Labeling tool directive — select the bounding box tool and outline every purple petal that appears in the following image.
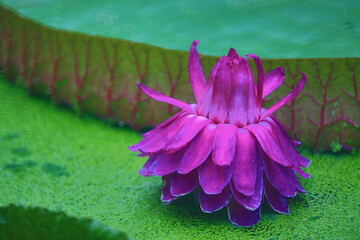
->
[245,121,292,167]
[208,57,232,123]
[262,152,296,197]
[261,117,310,180]
[269,116,301,147]
[199,156,231,194]
[138,154,157,176]
[231,155,264,210]
[262,67,285,99]
[230,181,263,211]
[149,148,187,176]
[178,124,216,174]
[199,185,232,213]
[260,73,306,121]
[264,175,290,214]
[129,113,189,153]
[256,120,310,182]
[212,124,238,166]
[227,200,261,227]
[188,40,207,103]
[228,57,259,126]
[227,48,239,58]
[263,117,310,180]
[196,59,222,117]
[246,54,264,107]
[170,170,198,196]
[161,175,178,204]
[289,171,307,194]
[164,115,209,152]
[294,166,311,179]
[266,117,311,169]
[232,129,258,195]
[137,82,194,113]
[137,152,150,157]
[142,111,185,138]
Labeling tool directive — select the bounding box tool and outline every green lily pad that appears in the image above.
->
[0,4,359,149]
[0,0,359,58]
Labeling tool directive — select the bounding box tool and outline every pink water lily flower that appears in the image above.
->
[129,40,310,227]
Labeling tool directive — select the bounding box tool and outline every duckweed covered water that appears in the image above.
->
[0,76,359,239]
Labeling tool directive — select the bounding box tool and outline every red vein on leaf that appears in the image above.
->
[160,52,184,114]
[99,41,121,118]
[306,61,348,149]
[20,27,28,90]
[282,61,301,140]
[342,60,360,106]
[129,45,150,126]
[47,32,62,101]
[70,37,93,113]
[28,34,39,95]
[308,61,332,148]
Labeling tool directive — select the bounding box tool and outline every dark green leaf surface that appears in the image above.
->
[0,75,360,240]
[0,205,129,240]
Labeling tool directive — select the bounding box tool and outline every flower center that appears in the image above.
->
[195,56,261,126]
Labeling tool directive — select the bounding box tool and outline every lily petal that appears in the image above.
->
[129,113,190,153]
[227,200,261,227]
[263,152,296,197]
[229,57,258,126]
[208,57,232,123]
[142,111,186,138]
[266,117,311,169]
[199,156,231,194]
[199,186,232,213]
[247,54,264,107]
[149,148,186,176]
[212,124,238,166]
[257,119,311,181]
[245,121,292,167]
[261,73,306,121]
[289,172,307,194]
[269,116,301,147]
[196,59,222,117]
[294,166,311,179]
[164,115,209,152]
[263,117,310,179]
[232,129,258,195]
[227,48,239,58]
[230,162,263,211]
[262,67,285,99]
[188,40,207,103]
[138,154,157,177]
[137,82,194,113]
[178,124,216,174]
[170,170,198,196]
[264,176,290,214]
[161,175,178,204]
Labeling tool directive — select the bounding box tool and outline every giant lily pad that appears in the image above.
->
[0,4,359,149]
